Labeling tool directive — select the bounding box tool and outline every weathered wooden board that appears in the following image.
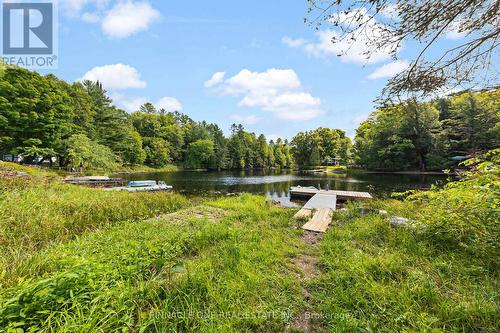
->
[303,193,337,210]
[290,187,372,200]
[302,208,334,233]
[294,208,313,219]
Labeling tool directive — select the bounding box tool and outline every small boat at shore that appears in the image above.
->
[107,180,173,192]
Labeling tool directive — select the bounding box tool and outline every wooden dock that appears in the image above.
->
[301,208,334,233]
[294,192,338,233]
[290,186,372,200]
[64,176,125,188]
[292,186,372,233]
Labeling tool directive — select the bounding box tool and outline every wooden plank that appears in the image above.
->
[294,208,312,219]
[290,187,372,199]
[302,208,334,233]
[303,193,337,210]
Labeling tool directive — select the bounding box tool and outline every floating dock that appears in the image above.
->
[290,186,372,200]
[292,186,372,233]
[64,176,125,187]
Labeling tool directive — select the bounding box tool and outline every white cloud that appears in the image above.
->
[111,94,183,113]
[219,68,301,95]
[62,1,160,38]
[302,29,393,64]
[81,64,147,90]
[368,60,409,80]
[282,36,307,48]
[229,114,259,125]
[204,72,226,88]
[111,93,148,112]
[444,21,469,40]
[207,68,324,121]
[157,97,183,112]
[286,8,399,64]
[101,1,160,38]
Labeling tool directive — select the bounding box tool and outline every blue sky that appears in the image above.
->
[40,0,466,139]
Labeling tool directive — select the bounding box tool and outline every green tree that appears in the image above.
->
[119,130,146,165]
[443,91,500,154]
[143,137,171,168]
[84,81,138,164]
[186,139,214,169]
[64,134,118,171]
[291,128,351,168]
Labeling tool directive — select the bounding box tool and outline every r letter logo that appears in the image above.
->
[1,1,58,68]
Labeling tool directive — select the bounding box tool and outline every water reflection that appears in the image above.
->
[117,169,450,207]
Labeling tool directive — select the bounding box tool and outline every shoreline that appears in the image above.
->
[354,170,451,176]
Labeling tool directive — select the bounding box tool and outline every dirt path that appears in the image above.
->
[286,230,327,333]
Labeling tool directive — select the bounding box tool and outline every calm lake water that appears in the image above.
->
[118,170,450,207]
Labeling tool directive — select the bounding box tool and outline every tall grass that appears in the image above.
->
[0,175,188,287]
[308,154,499,332]
[0,195,304,332]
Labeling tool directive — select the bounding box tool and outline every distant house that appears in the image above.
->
[2,154,23,163]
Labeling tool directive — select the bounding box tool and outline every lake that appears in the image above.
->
[118,170,450,207]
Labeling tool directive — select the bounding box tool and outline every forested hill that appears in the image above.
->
[0,65,299,170]
[355,90,499,171]
[0,64,498,171]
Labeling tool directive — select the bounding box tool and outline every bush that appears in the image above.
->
[406,149,499,264]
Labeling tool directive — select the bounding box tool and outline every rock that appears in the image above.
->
[358,207,377,215]
[379,210,388,215]
[388,217,410,228]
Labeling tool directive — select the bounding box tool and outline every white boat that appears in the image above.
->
[107,180,173,192]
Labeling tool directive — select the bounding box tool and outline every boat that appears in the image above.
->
[107,180,173,192]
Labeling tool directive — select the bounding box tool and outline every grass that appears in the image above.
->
[0,169,188,288]
[0,195,305,332]
[0,161,57,177]
[307,163,499,332]
[0,156,498,332]
[325,165,347,173]
[309,209,498,332]
[112,164,179,174]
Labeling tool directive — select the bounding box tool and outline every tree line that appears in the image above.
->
[0,64,497,172]
[0,65,321,171]
[354,90,499,171]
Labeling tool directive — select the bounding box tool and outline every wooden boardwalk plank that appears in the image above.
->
[302,208,334,233]
[294,208,312,219]
[303,193,337,210]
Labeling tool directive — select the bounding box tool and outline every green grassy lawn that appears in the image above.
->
[0,195,306,332]
[0,158,498,332]
[310,206,498,332]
